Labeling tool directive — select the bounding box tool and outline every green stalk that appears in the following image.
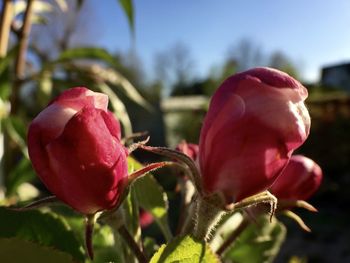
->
[193,198,225,241]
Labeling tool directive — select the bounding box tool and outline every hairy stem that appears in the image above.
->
[193,198,225,241]
[180,200,196,235]
[139,145,203,194]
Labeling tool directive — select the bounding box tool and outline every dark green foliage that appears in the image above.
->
[0,207,85,262]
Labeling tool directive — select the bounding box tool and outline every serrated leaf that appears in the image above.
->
[150,235,219,263]
[0,207,85,262]
[0,238,75,263]
[223,216,286,263]
[118,0,134,34]
[56,47,120,68]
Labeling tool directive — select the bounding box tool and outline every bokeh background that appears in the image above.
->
[1,0,349,262]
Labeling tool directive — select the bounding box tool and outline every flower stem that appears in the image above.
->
[176,179,196,234]
[118,225,147,263]
[216,217,249,256]
[139,145,203,194]
[101,208,147,263]
[180,200,196,235]
[85,214,95,260]
[193,198,225,241]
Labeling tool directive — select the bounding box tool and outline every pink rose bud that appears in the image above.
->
[139,209,154,228]
[176,141,199,161]
[28,87,128,215]
[270,155,322,201]
[199,67,310,204]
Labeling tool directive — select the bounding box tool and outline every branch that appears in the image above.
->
[11,0,35,114]
[0,0,13,57]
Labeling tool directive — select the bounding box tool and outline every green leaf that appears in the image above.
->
[0,207,85,262]
[121,187,141,262]
[92,67,152,111]
[31,14,48,25]
[107,69,152,111]
[0,97,10,121]
[143,236,159,258]
[150,235,219,263]
[56,47,120,68]
[53,48,151,111]
[118,0,134,34]
[128,157,172,241]
[223,216,286,263]
[97,82,133,136]
[0,238,75,263]
[52,209,123,263]
[0,46,18,76]
[6,157,36,196]
[87,224,123,263]
[3,116,28,158]
[0,47,17,100]
[37,70,53,107]
[123,186,140,238]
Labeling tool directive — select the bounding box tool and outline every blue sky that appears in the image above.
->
[91,0,350,82]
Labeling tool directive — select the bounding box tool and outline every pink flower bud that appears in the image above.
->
[139,209,154,228]
[175,141,199,161]
[199,67,310,203]
[270,155,322,201]
[28,87,128,215]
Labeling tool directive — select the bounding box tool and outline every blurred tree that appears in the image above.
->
[269,51,299,78]
[226,38,300,79]
[114,49,145,88]
[226,38,264,71]
[154,42,195,96]
[29,0,99,61]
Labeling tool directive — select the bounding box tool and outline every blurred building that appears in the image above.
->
[321,62,350,91]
